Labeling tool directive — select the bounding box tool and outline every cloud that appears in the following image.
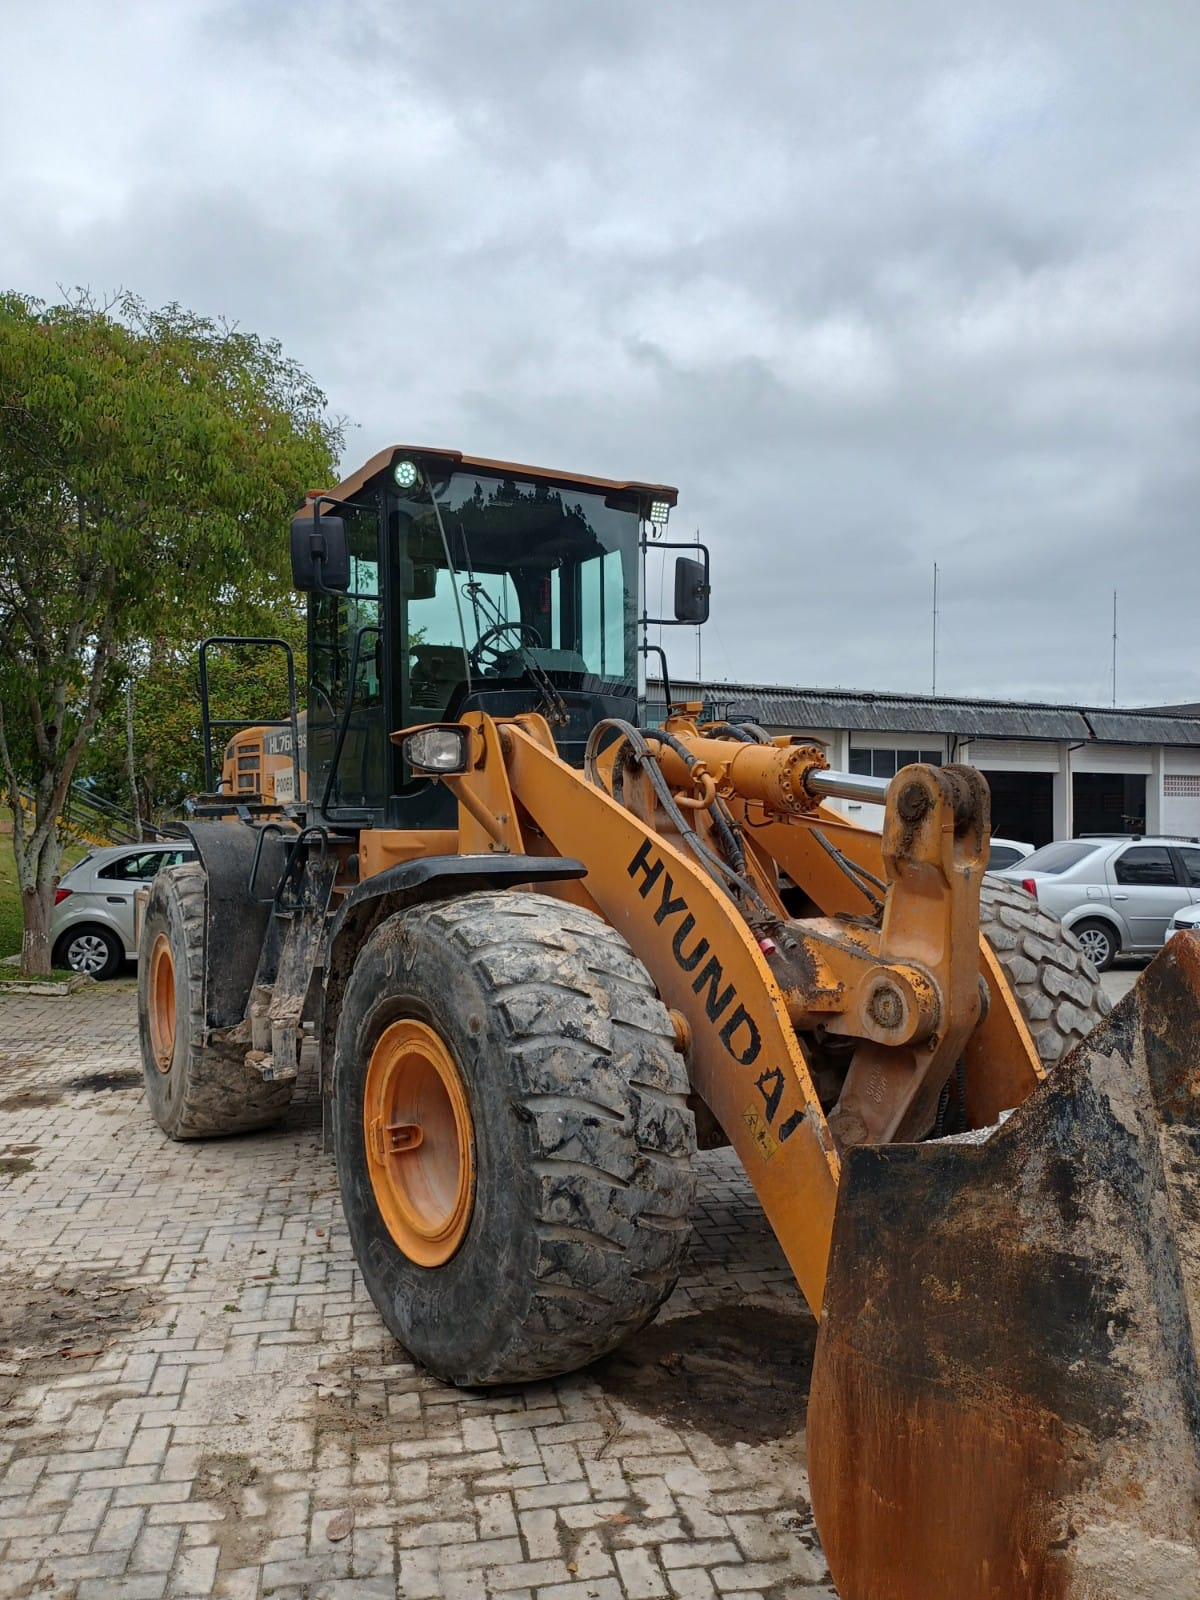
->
[4,0,1199,705]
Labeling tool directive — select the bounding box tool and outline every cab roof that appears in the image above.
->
[320,445,679,511]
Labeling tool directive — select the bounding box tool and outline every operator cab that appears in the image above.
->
[289,446,696,833]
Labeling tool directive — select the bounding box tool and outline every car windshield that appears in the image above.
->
[1018,840,1101,874]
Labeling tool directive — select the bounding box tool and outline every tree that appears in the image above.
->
[0,291,341,974]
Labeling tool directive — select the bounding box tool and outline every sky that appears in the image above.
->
[2,0,1198,707]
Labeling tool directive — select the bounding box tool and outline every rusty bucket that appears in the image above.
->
[808,934,1200,1600]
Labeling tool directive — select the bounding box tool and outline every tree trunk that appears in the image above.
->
[125,680,143,841]
[20,882,53,977]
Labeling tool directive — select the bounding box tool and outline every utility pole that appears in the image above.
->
[931,562,939,696]
[1112,590,1118,707]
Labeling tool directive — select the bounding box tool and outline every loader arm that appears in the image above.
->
[402,708,1013,1312]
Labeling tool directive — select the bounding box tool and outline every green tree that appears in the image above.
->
[0,291,340,974]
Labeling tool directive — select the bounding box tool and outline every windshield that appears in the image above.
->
[1017,840,1101,874]
[399,472,639,719]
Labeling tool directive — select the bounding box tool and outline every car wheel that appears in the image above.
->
[1071,918,1118,972]
[54,924,123,980]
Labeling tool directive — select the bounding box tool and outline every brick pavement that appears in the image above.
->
[0,983,835,1600]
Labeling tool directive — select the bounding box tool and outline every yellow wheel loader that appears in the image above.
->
[138,446,1200,1598]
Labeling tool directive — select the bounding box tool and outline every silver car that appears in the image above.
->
[51,842,195,978]
[995,835,1200,970]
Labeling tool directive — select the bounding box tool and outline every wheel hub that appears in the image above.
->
[147,933,176,1072]
[69,934,110,974]
[363,1019,475,1267]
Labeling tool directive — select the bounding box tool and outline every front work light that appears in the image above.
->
[649,499,671,527]
[402,726,471,774]
[393,458,420,491]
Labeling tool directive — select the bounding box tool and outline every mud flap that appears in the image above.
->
[808,934,1200,1600]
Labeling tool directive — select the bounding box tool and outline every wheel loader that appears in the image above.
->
[138,445,1200,1599]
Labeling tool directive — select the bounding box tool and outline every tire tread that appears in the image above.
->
[981,876,1111,1064]
[139,862,293,1139]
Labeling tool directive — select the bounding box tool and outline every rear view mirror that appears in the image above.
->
[290,507,350,593]
[674,554,710,624]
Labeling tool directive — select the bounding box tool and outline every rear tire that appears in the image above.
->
[54,923,123,980]
[138,862,295,1138]
[334,890,696,1385]
[1069,917,1119,974]
[981,878,1112,1062]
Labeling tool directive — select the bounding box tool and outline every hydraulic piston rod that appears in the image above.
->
[804,769,891,805]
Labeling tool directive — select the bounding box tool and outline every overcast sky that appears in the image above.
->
[3,0,1198,706]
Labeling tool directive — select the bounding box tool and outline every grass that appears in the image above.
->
[0,810,90,962]
[0,969,76,987]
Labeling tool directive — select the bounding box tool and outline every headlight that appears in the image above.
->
[402,727,470,774]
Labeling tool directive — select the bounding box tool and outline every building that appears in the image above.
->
[647,679,1200,844]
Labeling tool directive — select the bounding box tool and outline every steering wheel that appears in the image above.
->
[469,621,542,672]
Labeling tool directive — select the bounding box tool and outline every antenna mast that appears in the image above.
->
[1111,590,1118,707]
[931,562,939,695]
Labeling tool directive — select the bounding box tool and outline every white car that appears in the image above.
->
[1167,903,1200,940]
[51,841,195,978]
[987,837,1035,872]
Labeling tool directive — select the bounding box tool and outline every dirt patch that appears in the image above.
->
[0,1053,52,1090]
[591,1304,817,1446]
[0,1088,61,1112]
[63,1068,141,1093]
[0,1269,158,1422]
[0,1155,36,1179]
[194,1453,265,1572]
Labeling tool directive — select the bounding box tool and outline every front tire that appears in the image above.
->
[138,862,295,1138]
[334,890,696,1385]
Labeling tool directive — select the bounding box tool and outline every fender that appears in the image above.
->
[319,853,587,1090]
[181,819,293,1033]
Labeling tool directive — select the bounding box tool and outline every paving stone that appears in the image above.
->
[0,985,830,1599]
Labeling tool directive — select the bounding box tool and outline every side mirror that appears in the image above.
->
[290,507,350,593]
[673,554,710,625]
[411,562,438,601]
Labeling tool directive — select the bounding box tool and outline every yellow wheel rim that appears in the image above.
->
[363,1019,475,1267]
[148,933,176,1074]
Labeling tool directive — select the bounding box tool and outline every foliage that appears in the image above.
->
[0,811,87,961]
[0,289,341,971]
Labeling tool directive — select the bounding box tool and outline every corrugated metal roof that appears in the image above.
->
[1085,711,1200,745]
[646,679,1200,748]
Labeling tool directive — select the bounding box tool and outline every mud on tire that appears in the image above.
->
[138,862,295,1138]
[980,876,1111,1066]
[334,890,697,1386]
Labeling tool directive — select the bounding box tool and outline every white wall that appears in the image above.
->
[744,719,1200,842]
